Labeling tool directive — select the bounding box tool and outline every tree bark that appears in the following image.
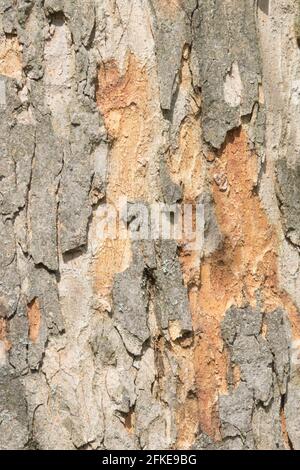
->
[1,0,300,450]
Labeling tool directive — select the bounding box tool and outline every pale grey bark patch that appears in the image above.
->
[276,160,300,247]
[29,117,62,271]
[113,254,150,356]
[148,0,194,111]
[285,368,300,449]
[159,156,183,204]
[191,0,261,148]
[217,306,291,450]
[219,383,254,449]
[0,1,101,449]
[265,309,290,395]
[0,368,29,450]
[200,192,223,257]
[59,110,104,254]
[154,241,192,333]
[113,240,192,356]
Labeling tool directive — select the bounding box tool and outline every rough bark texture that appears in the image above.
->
[1,0,300,450]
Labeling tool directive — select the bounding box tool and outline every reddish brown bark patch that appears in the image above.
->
[96,53,152,202]
[27,298,41,343]
[94,53,153,302]
[176,128,300,441]
[0,35,22,79]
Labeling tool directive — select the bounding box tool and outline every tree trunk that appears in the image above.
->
[1,0,300,450]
